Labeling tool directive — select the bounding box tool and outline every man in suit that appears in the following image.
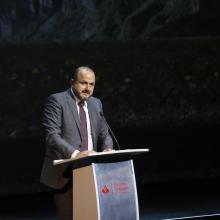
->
[40,66,113,220]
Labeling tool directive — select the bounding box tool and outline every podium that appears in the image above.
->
[54,149,149,220]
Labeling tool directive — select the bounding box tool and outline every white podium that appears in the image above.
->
[54,149,149,220]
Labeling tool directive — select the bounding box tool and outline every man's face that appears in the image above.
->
[72,70,95,101]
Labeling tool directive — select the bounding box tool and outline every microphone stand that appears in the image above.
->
[100,111,121,150]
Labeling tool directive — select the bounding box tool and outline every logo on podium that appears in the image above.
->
[102,185,110,194]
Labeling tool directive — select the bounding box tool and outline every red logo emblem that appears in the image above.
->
[102,185,110,194]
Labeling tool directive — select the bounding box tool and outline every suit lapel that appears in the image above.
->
[66,89,81,137]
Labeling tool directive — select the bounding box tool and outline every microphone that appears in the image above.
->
[100,111,121,150]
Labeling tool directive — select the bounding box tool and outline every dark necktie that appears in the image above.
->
[78,101,88,151]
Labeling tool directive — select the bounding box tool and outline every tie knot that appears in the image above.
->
[78,101,85,107]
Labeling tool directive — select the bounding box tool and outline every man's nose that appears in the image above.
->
[86,84,92,90]
[85,84,89,89]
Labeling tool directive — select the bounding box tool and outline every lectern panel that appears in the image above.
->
[73,166,98,220]
[93,160,139,220]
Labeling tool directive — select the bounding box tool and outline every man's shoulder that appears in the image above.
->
[87,96,103,111]
[46,89,71,105]
[48,89,69,99]
[89,96,101,104]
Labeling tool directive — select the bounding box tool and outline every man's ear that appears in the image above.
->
[70,78,74,85]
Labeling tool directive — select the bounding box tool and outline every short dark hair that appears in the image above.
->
[73,66,95,80]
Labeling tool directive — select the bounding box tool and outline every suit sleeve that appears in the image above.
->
[98,100,114,149]
[43,95,75,158]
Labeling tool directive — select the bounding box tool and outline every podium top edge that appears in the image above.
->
[53,148,149,166]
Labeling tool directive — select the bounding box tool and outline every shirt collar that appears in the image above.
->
[70,87,87,107]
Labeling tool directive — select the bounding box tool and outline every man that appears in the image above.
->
[40,66,113,220]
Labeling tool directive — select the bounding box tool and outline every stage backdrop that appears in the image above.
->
[0,0,220,195]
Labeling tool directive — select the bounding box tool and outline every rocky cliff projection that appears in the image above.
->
[0,0,220,42]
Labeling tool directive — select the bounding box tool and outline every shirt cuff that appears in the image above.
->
[71,150,80,158]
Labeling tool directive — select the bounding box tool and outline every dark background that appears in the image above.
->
[0,0,220,196]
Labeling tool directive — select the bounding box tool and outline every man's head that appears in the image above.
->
[71,66,96,101]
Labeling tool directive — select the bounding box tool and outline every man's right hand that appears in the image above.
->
[75,150,96,159]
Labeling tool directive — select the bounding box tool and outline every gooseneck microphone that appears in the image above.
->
[99,111,121,150]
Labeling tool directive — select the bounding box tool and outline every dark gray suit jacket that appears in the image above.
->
[40,89,113,189]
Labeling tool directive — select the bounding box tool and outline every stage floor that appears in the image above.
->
[1,178,220,220]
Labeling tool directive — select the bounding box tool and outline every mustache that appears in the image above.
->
[82,90,90,93]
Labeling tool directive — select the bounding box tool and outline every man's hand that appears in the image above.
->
[75,150,96,159]
[102,147,114,152]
